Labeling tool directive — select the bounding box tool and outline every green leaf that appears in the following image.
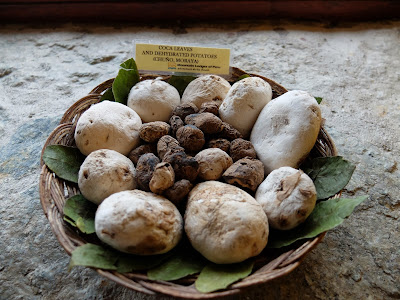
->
[63,216,77,227]
[148,251,206,281]
[63,194,96,234]
[195,260,254,293]
[100,87,115,102]
[168,75,197,97]
[267,195,368,248]
[315,97,323,104]
[236,74,250,81]
[69,243,118,271]
[42,145,85,183]
[301,156,356,200]
[112,58,140,104]
[117,252,172,273]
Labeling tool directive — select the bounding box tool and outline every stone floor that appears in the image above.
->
[0,20,399,299]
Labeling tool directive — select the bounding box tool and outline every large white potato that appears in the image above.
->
[250,90,321,174]
[127,79,180,123]
[185,181,269,264]
[95,190,183,255]
[74,100,142,156]
[181,75,231,108]
[219,77,272,138]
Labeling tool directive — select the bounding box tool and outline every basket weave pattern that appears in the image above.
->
[39,67,337,299]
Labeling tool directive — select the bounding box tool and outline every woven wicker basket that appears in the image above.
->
[39,67,337,299]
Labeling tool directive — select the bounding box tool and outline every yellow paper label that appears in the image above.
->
[135,43,230,75]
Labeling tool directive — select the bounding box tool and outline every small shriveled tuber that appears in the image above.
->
[169,115,184,136]
[136,153,160,191]
[149,162,175,194]
[229,138,257,162]
[176,125,205,153]
[139,121,170,143]
[199,102,220,116]
[171,103,199,120]
[206,138,231,153]
[164,179,193,206]
[163,151,199,182]
[222,157,264,191]
[184,113,223,135]
[157,135,183,160]
[128,144,157,165]
[216,122,243,141]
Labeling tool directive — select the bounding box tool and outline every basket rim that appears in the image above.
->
[39,67,338,299]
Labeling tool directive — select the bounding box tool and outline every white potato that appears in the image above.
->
[78,149,137,205]
[127,79,180,122]
[250,90,321,174]
[185,181,269,264]
[195,148,233,180]
[181,75,231,108]
[74,100,142,156]
[95,190,182,255]
[255,167,316,230]
[219,77,272,138]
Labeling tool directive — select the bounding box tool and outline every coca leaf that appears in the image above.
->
[147,250,205,281]
[117,252,172,273]
[168,75,197,97]
[195,260,254,293]
[112,58,139,104]
[63,195,96,234]
[267,195,367,248]
[100,87,115,102]
[42,145,84,183]
[69,243,118,271]
[301,156,356,200]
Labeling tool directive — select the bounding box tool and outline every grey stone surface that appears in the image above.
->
[0,21,399,299]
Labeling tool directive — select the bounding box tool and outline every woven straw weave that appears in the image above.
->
[39,67,337,299]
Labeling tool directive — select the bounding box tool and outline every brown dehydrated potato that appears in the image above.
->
[185,113,223,135]
[171,103,198,120]
[206,138,230,153]
[216,122,243,140]
[222,157,264,192]
[199,102,220,116]
[139,121,170,143]
[164,151,199,182]
[157,135,183,160]
[128,144,157,165]
[169,115,184,137]
[136,153,160,191]
[176,125,205,153]
[230,138,257,161]
[164,179,193,206]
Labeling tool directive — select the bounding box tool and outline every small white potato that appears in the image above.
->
[195,148,233,180]
[78,149,136,205]
[250,90,321,174]
[95,190,183,255]
[74,100,142,156]
[127,79,180,122]
[185,181,269,264]
[181,75,231,108]
[255,167,316,230]
[149,162,175,194]
[219,77,272,138]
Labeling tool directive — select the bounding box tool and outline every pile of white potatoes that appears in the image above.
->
[73,74,322,264]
